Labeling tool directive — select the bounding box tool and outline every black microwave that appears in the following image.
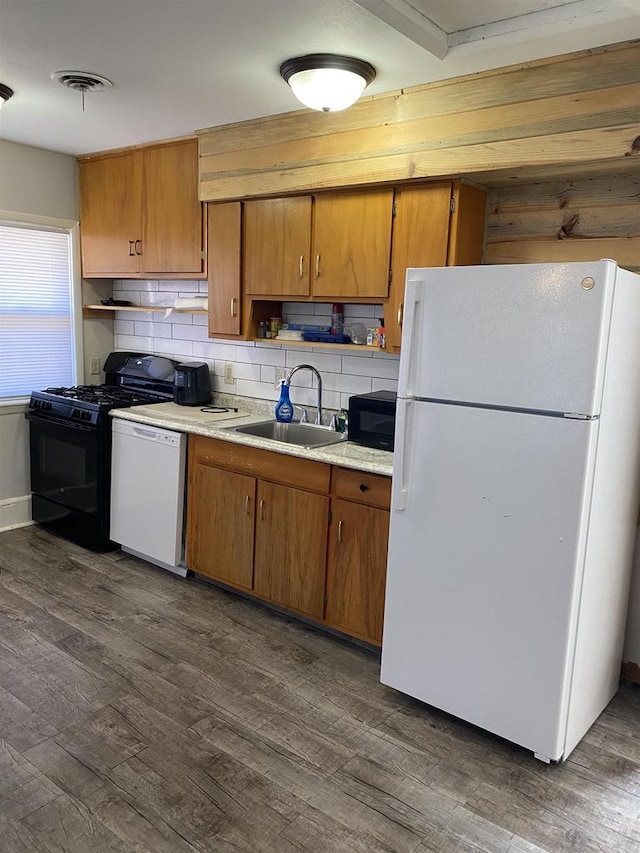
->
[348,390,397,451]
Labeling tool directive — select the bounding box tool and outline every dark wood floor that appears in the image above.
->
[0,526,639,853]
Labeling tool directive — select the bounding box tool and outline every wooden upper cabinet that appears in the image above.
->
[141,140,203,274]
[208,202,242,336]
[79,151,142,277]
[386,182,452,350]
[244,197,311,297]
[312,188,394,299]
[385,180,488,351]
[79,139,204,278]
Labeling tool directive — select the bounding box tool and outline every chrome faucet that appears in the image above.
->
[285,364,323,425]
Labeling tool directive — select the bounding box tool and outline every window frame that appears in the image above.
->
[0,210,84,404]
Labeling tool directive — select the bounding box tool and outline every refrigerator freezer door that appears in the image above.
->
[398,261,616,416]
[381,400,598,761]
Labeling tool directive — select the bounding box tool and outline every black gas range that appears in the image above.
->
[29,384,169,426]
[26,352,178,551]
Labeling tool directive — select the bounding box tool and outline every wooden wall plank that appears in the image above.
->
[486,170,640,272]
[200,125,637,200]
[489,173,640,212]
[470,157,640,188]
[200,84,639,179]
[488,204,640,239]
[484,237,640,270]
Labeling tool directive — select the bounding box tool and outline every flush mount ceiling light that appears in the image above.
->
[279,53,376,112]
[52,70,113,111]
[0,83,14,107]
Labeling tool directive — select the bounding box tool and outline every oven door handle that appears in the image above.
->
[25,411,98,432]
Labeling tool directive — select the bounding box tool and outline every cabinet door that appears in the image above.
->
[187,462,255,590]
[244,197,312,296]
[141,140,203,274]
[386,182,452,350]
[208,202,241,336]
[325,499,389,646]
[254,480,328,619]
[79,151,142,277]
[312,189,394,298]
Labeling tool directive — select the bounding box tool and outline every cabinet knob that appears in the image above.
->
[397,302,404,327]
[135,239,142,256]
[338,519,343,543]
[299,255,305,278]
[244,494,251,515]
[128,240,135,256]
[230,297,238,317]
[315,254,321,278]
[359,483,369,492]
[259,499,265,521]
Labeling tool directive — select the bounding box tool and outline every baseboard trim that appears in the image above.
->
[0,495,33,532]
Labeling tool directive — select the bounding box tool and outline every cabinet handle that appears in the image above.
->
[397,302,404,327]
[315,254,321,277]
[230,297,238,317]
[135,239,142,255]
[259,499,265,521]
[244,495,250,515]
[128,240,135,256]
[338,519,343,544]
[299,255,305,278]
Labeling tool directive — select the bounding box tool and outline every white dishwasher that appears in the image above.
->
[110,418,187,576]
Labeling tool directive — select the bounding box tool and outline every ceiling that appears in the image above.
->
[0,0,638,157]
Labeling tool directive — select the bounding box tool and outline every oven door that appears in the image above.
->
[26,412,106,517]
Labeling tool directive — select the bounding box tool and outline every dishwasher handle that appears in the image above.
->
[133,426,159,439]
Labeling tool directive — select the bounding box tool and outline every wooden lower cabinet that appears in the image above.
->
[186,462,255,590]
[186,435,391,643]
[325,467,391,646]
[253,480,328,619]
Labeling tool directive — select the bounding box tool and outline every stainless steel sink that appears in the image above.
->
[228,420,347,448]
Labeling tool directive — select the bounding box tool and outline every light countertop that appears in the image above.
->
[111,402,393,477]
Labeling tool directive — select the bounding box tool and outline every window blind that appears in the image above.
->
[0,222,75,398]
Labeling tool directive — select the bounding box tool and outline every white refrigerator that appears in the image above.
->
[381,260,640,762]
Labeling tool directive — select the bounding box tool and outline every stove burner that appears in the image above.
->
[40,384,164,407]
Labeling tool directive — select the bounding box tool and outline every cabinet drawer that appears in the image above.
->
[190,435,330,493]
[332,467,391,509]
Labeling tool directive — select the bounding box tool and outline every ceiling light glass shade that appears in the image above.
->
[280,54,376,112]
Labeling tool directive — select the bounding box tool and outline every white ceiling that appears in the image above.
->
[0,0,638,157]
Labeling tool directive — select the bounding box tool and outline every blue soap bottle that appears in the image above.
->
[275,380,293,422]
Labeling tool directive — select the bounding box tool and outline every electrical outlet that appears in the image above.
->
[274,367,286,389]
[89,357,100,375]
[224,362,235,384]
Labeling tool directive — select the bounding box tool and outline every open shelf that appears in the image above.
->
[83,304,208,315]
[255,338,382,352]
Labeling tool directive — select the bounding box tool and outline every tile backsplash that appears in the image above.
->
[112,280,399,413]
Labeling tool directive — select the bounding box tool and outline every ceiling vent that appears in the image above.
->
[52,70,113,110]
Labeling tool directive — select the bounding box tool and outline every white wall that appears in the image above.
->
[0,140,77,219]
[0,141,79,530]
[112,279,399,415]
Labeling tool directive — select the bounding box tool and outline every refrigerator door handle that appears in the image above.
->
[397,289,421,397]
[393,398,413,512]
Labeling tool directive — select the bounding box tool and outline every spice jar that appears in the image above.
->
[269,317,282,339]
